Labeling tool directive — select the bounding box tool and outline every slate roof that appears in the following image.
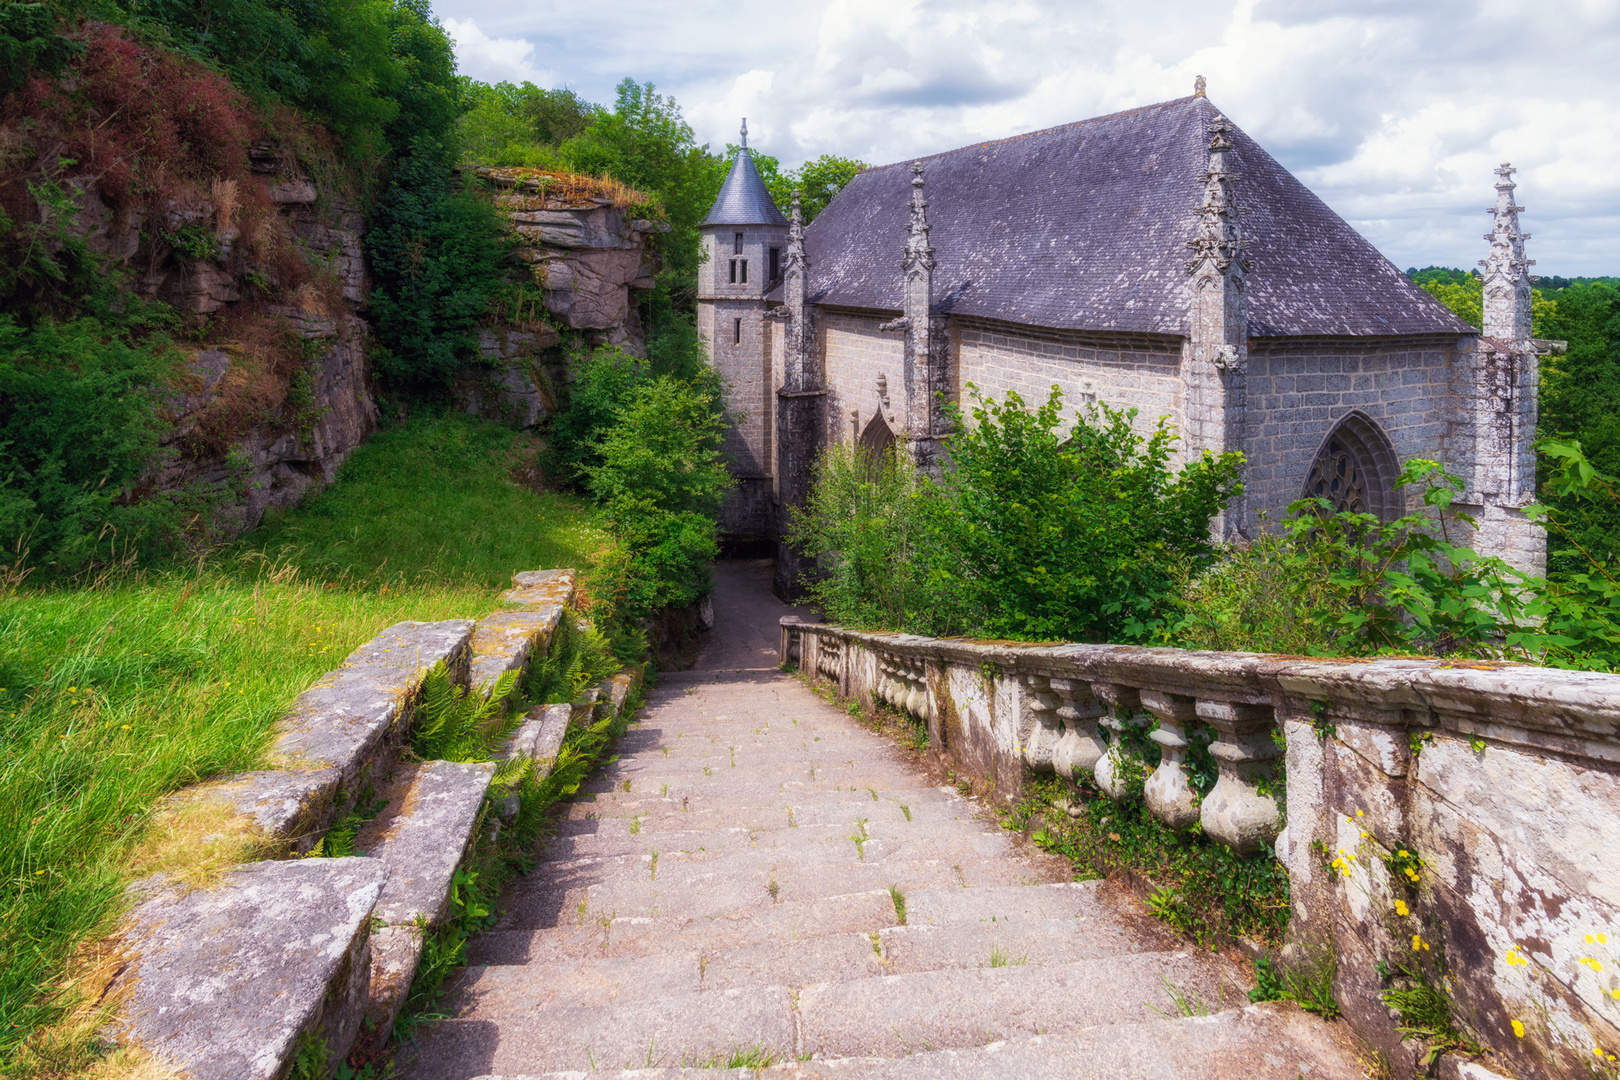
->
[702,148,789,228]
[796,96,1470,339]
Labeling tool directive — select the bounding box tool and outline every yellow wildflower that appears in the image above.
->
[1512,1019,1525,1038]
[1413,935,1424,951]
[1395,900,1409,917]
[1356,810,1364,817]
[1398,849,1410,858]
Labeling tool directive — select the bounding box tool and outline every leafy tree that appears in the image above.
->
[1537,282,1620,573]
[756,152,866,222]
[365,158,513,388]
[0,314,188,570]
[1409,267,1554,332]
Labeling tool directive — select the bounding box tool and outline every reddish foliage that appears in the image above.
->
[1,22,261,217]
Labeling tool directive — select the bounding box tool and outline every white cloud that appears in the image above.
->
[442,18,553,87]
[431,0,1620,273]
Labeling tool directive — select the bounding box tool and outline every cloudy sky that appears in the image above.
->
[435,0,1618,276]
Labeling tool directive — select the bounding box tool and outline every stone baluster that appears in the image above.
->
[1020,675,1061,771]
[1197,700,1282,854]
[1049,678,1107,781]
[1091,683,1143,800]
[1140,690,1201,831]
[905,660,927,718]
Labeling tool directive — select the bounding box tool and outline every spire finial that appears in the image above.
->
[1194,75,1206,97]
[1480,161,1534,341]
[740,117,748,149]
[788,189,806,253]
[904,162,934,275]
[1186,113,1250,283]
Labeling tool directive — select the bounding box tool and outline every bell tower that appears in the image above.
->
[697,119,790,542]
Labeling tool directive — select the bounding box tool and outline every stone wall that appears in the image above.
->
[783,617,1620,1080]
[1244,335,1464,531]
[955,318,1186,448]
[819,309,906,448]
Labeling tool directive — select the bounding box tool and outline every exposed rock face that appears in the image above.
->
[452,167,668,430]
[56,155,377,538]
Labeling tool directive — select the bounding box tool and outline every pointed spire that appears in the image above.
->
[740,117,748,149]
[903,162,935,278]
[1194,74,1206,97]
[1185,115,1250,288]
[1480,162,1534,342]
[786,190,807,271]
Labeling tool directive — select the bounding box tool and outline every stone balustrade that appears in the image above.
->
[781,616,1620,1080]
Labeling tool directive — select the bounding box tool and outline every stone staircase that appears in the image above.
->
[397,563,1363,1080]
[104,569,634,1079]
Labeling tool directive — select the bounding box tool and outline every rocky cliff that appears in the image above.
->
[454,167,668,429]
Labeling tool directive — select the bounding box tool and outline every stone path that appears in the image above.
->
[398,562,1361,1079]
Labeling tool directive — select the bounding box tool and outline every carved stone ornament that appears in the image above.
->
[902,163,935,278]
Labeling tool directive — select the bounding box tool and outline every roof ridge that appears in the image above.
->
[859,95,1209,174]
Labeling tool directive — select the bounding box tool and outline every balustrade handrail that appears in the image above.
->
[782,617,1620,766]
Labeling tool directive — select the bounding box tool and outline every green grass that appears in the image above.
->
[244,415,606,589]
[0,413,607,1069]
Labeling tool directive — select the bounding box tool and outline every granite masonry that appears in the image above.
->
[697,87,1555,589]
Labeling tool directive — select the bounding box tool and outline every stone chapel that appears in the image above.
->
[696,88,1549,598]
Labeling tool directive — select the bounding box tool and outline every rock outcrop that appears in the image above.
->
[452,167,669,429]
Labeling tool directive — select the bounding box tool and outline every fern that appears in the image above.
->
[412,663,520,762]
[524,613,617,704]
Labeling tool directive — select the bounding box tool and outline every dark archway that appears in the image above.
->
[1303,410,1400,521]
[858,414,897,481]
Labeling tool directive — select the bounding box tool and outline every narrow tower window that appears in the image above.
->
[733,318,742,344]
[729,260,737,284]
[770,247,781,281]
[740,259,748,284]
[734,232,744,255]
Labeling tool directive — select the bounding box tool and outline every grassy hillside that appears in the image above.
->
[0,414,604,1067]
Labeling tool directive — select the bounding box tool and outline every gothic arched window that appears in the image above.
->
[1303,411,1399,521]
[858,414,897,481]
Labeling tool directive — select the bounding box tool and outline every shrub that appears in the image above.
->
[1175,445,1620,671]
[0,314,189,571]
[791,386,1243,643]
[584,373,732,627]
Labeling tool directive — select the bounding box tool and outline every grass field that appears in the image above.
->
[0,415,606,1064]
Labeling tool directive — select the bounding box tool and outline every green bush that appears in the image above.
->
[585,373,732,627]
[790,386,1243,643]
[1174,446,1620,671]
[0,314,191,572]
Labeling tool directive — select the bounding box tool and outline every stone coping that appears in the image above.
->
[782,618,1620,765]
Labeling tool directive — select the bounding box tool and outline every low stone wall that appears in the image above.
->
[781,617,1620,1080]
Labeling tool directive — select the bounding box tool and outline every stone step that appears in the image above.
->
[502,703,573,773]
[452,896,1161,1018]
[449,929,884,1013]
[401,984,798,1077]
[461,1002,1364,1080]
[542,819,1013,864]
[793,949,1253,1058]
[570,790,972,834]
[466,889,903,966]
[354,758,495,1041]
[899,881,1105,925]
[498,850,1029,927]
[198,619,476,849]
[875,913,1152,974]
[470,608,569,698]
[107,858,387,1080]
[404,950,1248,1076]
